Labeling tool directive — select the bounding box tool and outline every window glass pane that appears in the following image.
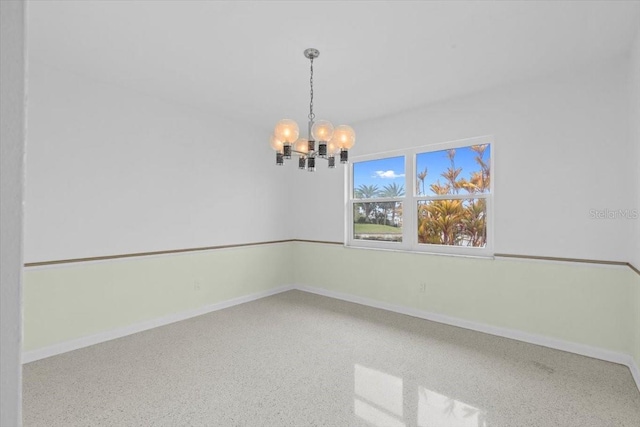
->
[416,144,490,196]
[353,156,405,199]
[417,199,487,247]
[354,202,403,242]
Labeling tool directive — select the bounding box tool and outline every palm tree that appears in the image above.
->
[442,149,464,194]
[461,199,486,247]
[422,199,464,245]
[447,149,456,168]
[417,167,428,195]
[470,144,490,192]
[430,181,450,195]
[355,184,380,199]
[417,145,491,247]
[380,183,405,226]
[381,182,405,198]
[355,184,380,222]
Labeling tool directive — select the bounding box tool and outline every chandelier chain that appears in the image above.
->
[309,57,315,121]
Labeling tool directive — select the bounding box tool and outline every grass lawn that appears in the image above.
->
[354,223,402,234]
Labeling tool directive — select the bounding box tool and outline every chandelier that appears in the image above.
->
[269,48,356,171]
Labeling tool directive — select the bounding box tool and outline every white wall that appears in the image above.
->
[629,24,640,371]
[630,26,640,271]
[0,1,25,425]
[25,64,290,263]
[292,57,634,263]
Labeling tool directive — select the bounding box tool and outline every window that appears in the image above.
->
[352,156,405,243]
[347,136,493,256]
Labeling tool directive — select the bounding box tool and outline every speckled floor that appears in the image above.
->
[23,290,640,426]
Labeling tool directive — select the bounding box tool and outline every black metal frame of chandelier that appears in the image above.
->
[275,147,348,170]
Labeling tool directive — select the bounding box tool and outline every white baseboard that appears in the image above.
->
[630,359,640,391]
[22,285,293,364]
[296,285,640,393]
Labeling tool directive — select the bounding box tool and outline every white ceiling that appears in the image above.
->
[28,1,640,131]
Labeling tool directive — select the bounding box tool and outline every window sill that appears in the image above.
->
[343,243,495,260]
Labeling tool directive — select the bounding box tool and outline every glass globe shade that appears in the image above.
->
[274,119,299,144]
[327,139,341,155]
[269,135,283,152]
[294,138,309,154]
[311,120,334,142]
[332,125,356,149]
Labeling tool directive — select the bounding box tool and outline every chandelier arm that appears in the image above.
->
[292,149,333,161]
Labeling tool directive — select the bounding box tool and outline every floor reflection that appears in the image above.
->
[354,363,487,427]
[418,387,487,427]
[354,364,405,427]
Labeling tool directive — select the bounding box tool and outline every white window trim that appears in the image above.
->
[345,135,494,257]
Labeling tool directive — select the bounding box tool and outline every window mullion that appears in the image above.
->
[353,197,404,203]
[415,194,490,201]
[405,153,415,250]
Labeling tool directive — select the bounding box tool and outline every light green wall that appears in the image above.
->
[23,241,639,370]
[292,242,640,364]
[23,243,291,352]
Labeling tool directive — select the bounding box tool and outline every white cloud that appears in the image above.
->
[374,170,405,179]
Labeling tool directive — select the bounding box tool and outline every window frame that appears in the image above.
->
[345,136,494,257]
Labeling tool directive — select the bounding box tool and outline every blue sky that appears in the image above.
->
[353,156,405,196]
[353,145,490,196]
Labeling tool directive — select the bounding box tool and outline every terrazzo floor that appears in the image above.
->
[23,290,640,426]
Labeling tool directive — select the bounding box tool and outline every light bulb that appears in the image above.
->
[311,120,334,142]
[333,125,356,149]
[269,135,283,152]
[274,119,299,144]
[294,138,309,154]
[327,139,341,155]
[327,139,340,168]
